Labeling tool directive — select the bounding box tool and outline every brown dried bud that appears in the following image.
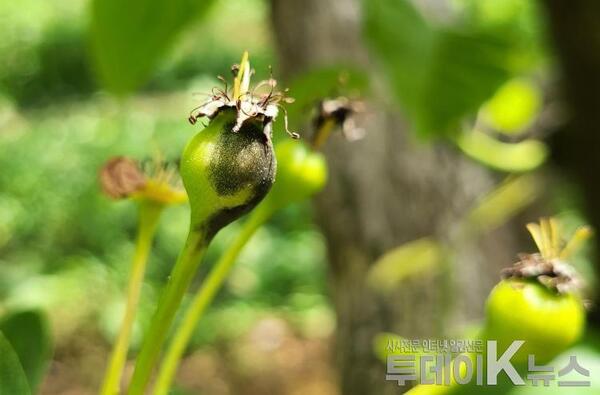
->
[100,157,146,199]
[311,97,365,149]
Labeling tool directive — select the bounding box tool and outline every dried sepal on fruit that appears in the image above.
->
[501,218,591,294]
[99,155,186,205]
[188,51,298,140]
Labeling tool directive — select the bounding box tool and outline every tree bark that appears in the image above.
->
[540,0,600,325]
[270,0,518,393]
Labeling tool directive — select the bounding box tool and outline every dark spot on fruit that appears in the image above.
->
[199,118,276,241]
[208,119,275,197]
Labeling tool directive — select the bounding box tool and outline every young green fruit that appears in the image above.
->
[484,218,590,364]
[179,51,298,238]
[127,53,291,395]
[181,107,276,239]
[150,140,328,395]
[485,278,585,364]
[261,139,326,212]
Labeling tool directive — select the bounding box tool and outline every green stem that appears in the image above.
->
[153,205,272,395]
[99,201,163,395]
[127,228,209,395]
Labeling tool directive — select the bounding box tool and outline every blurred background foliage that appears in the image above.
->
[0,0,598,394]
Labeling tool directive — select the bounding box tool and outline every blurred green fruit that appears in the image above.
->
[485,279,585,364]
[262,139,327,211]
[456,129,547,172]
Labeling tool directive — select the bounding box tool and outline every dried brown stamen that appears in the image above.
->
[187,53,297,140]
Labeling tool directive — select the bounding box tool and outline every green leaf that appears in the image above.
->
[363,0,513,138]
[466,174,542,233]
[363,0,433,116]
[480,78,542,135]
[456,129,548,172]
[90,0,215,95]
[0,332,31,395]
[0,310,52,394]
[367,237,444,293]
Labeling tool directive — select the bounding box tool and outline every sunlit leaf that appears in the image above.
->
[367,238,444,293]
[363,0,433,116]
[364,0,513,138]
[466,174,542,233]
[0,310,52,393]
[480,78,542,134]
[456,129,547,172]
[90,0,215,95]
[0,332,30,395]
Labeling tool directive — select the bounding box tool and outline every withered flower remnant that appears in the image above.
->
[312,96,365,149]
[99,156,187,205]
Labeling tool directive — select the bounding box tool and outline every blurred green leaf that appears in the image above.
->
[363,0,433,115]
[456,129,547,172]
[364,0,513,137]
[466,174,542,233]
[367,238,444,293]
[90,0,214,95]
[480,78,542,134]
[0,332,30,395]
[0,310,52,393]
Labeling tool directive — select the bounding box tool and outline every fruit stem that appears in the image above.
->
[99,201,163,395]
[311,118,337,151]
[152,204,272,395]
[127,229,209,395]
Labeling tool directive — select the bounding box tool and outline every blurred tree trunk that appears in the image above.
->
[270,0,518,393]
[540,0,600,326]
